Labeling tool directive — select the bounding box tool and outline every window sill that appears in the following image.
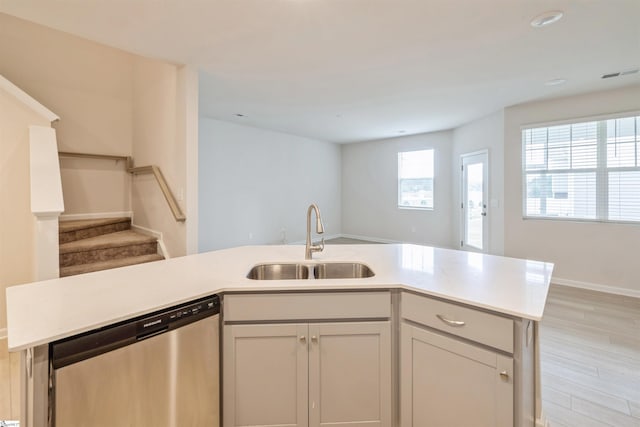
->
[398,206,434,211]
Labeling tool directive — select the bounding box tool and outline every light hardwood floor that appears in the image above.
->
[0,338,20,422]
[540,285,640,427]
[1,284,638,426]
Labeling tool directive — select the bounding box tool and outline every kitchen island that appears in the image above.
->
[6,243,553,427]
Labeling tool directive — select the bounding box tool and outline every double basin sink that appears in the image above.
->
[247,262,375,280]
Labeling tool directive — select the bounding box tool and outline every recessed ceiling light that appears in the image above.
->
[545,78,567,86]
[530,10,564,28]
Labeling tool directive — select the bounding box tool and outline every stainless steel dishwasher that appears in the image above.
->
[49,294,220,427]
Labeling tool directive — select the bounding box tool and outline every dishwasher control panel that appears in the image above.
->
[52,294,220,369]
[137,295,220,338]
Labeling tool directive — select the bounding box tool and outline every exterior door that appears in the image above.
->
[461,150,488,252]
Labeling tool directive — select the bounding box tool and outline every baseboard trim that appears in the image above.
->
[552,277,640,299]
[288,234,342,245]
[340,234,402,244]
[0,328,7,340]
[59,211,133,221]
[131,224,170,259]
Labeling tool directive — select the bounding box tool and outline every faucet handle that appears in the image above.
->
[312,237,325,253]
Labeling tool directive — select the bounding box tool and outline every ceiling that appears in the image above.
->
[1,0,639,143]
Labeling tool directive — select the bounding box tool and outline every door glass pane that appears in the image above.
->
[465,163,484,250]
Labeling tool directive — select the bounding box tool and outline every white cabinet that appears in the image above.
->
[224,321,391,427]
[223,323,308,427]
[401,323,513,427]
[223,291,392,427]
[309,322,391,427]
[400,292,534,427]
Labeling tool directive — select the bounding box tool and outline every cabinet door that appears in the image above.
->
[223,323,308,427]
[308,322,391,427]
[400,323,513,427]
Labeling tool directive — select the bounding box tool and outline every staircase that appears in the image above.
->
[59,217,164,277]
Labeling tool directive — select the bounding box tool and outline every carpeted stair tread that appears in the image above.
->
[59,217,131,233]
[59,230,157,255]
[60,253,164,277]
[59,217,132,244]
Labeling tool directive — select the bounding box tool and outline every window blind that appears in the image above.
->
[522,115,640,222]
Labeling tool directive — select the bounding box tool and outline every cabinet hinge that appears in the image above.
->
[461,165,464,171]
[460,240,464,247]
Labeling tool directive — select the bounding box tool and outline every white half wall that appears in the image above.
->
[452,110,505,255]
[341,131,453,247]
[504,84,640,294]
[131,57,187,258]
[198,118,342,251]
[0,86,50,330]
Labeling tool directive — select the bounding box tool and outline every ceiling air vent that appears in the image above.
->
[602,69,639,79]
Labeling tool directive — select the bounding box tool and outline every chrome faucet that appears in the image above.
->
[305,203,325,260]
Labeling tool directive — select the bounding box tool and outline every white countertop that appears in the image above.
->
[6,244,553,351]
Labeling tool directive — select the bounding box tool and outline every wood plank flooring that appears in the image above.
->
[0,338,20,422]
[1,284,638,426]
[540,285,640,427]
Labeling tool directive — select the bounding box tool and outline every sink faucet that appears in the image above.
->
[305,203,325,260]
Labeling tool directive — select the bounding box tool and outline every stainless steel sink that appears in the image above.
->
[313,262,375,279]
[247,263,310,280]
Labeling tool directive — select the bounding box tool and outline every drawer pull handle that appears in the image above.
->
[436,314,466,327]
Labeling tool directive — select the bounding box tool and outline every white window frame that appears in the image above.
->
[397,149,435,211]
[521,111,640,224]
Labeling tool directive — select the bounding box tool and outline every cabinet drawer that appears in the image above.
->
[224,291,391,322]
[401,292,513,353]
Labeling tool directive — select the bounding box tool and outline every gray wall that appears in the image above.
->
[198,118,342,251]
[341,131,453,247]
[504,84,640,295]
[452,110,505,255]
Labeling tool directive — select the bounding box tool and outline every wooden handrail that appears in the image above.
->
[128,165,186,222]
[58,151,131,163]
[58,151,186,222]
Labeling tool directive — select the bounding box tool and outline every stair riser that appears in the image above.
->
[60,255,164,277]
[60,242,158,267]
[59,221,130,244]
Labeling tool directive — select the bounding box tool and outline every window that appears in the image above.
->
[398,149,434,209]
[522,114,640,222]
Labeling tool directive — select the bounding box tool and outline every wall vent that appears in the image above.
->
[602,69,639,79]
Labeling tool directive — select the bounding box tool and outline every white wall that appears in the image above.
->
[452,110,505,254]
[0,88,50,330]
[0,13,135,216]
[504,84,640,296]
[198,118,342,251]
[341,131,453,247]
[131,58,187,257]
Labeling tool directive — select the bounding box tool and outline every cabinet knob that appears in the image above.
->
[300,335,306,342]
[311,335,318,342]
[499,371,509,381]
